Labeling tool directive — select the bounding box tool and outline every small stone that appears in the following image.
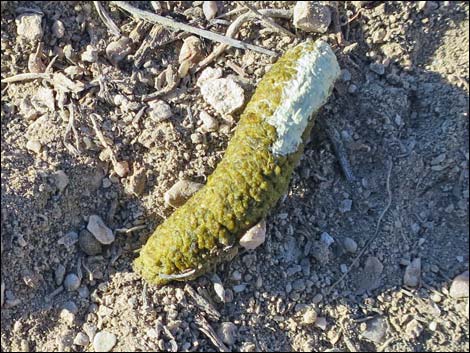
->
[200,77,245,115]
[232,270,242,281]
[200,111,219,132]
[320,232,334,246]
[370,62,385,75]
[93,331,117,352]
[164,180,203,207]
[178,36,204,66]
[449,271,469,298]
[302,307,318,324]
[342,237,358,253]
[217,322,237,346]
[339,199,352,213]
[16,13,43,42]
[239,220,266,250]
[58,231,78,247]
[81,45,98,63]
[293,2,331,33]
[197,67,223,88]
[54,264,66,285]
[53,170,69,192]
[83,323,97,341]
[26,140,42,153]
[87,215,115,244]
[233,284,246,293]
[78,229,103,256]
[311,241,330,265]
[361,316,388,343]
[147,100,172,123]
[372,28,386,44]
[356,256,383,293]
[340,264,348,273]
[405,319,423,340]
[52,20,65,38]
[102,178,112,188]
[113,160,129,177]
[73,332,90,346]
[340,69,351,82]
[106,37,132,65]
[60,308,75,325]
[314,317,327,330]
[348,84,358,94]
[64,273,81,291]
[403,258,421,287]
[62,300,78,315]
[203,1,218,20]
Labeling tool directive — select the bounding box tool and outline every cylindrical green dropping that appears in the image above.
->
[134,40,340,285]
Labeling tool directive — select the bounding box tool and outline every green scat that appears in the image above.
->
[134,41,334,285]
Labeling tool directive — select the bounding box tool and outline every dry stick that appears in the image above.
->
[110,1,277,57]
[326,158,393,295]
[93,1,121,36]
[237,1,296,38]
[195,8,292,72]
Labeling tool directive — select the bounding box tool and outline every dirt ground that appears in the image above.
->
[1,1,469,352]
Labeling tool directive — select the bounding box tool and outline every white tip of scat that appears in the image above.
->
[267,40,340,156]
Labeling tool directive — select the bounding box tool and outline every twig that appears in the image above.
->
[2,72,50,83]
[110,1,277,57]
[195,8,292,72]
[195,315,229,352]
[115,225,147,234]
[159,269,196,280]
[237,2,296,38]
[185,284,221,321]
[326,159,393,295]
[94,1,121,36]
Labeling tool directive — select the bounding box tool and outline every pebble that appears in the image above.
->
[54,264,66,286]
[217,322,237,346]
[405,319,424,340]
[293,2,331,33]
[320,232,334,246]
[53,170,69,192]
[16,13,43,42]
[200,110,219,132]
[339,199,352,213]
[233,284,246,293]
[113,160,129,177]
[164,180,203,207]
[314,316,327,330]
[83,323,97,341]
[51,20,65,38]
[78,229,103,256]
[200,77,245,115]
[178,36,204,67]
[203,1,218,20]
[449,271,469,298]
[197,67,223,88]
[106,37,132,65]
[58,231,78,247]
[62,300,78,315]
[87,215,115,245]
[340,264,348,273]
[356,256,383,293]
[372,28,386,44]
[370,62,385,75]
[340,69,351,82]
[361,316,388,343]
[311,241,330,265]
[26,139,42,153]
[348,84,358,94]
[93,331,117,352]
[147,100,172,123]
[232,270,242,281]
[81,45,98,63]
[342,237,358,253]
[239,220,266,250]
[64,273,81,292]
[302,307,318,324]
[73,332,90,346]
[403,258,421,287]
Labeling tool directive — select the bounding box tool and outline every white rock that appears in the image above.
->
[403,258,421,287]
[196,67,223,88]
[73,332,90,346]
[26,140,42,153]
[314,316,327,330]
[199,111,219,131]
[147,100,172,123]
[87,215,115,244]
[449,271,469,298]
[239,220,266,250]
[16,13,43,42]
[106,37,132,65]
[217,322,237,346]
[93,331,116,352]
[293,2,331,33]
[52,20,65,38]
[81,45,98,63]
[200,78,245,115]
[203,1,218,20]
[164,180,203,207]
[302,307,318,324]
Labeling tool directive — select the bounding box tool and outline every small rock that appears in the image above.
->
[60,308,75,325]
[54,264,66,285]
[314,316,327,330]
[302,307,318,324]
[405,319,423,340]
[93,331,117,352]
[239,220,266,250]
[449,271,469,298]
[339,199,352,213]
[178,36,204,66]
[51,20,65,38]
[361,316,388,343]
[356,256,383,293]
[78,229,103,256]
[73,332,90,346]
[320,232,335,246]
[81,45,98,63]
[164,180,204,207]
[147,100,172,123]
[233,284,246,293]
[106,37,132,65]
[53,170,69,192]
[232,270,242,281]
[197,67,223,88]
[87,215,115,244]
[293,2,331,33]
[26,139,42,153]
[203,1,218,20]
[200,77,245,115]
[16,13,43,42]
[372,28,386,44]
[403,258,421,287]
[340,264,348,273]
[340,69,351,82]
[311,241,330,265]
[113,160,129,178]
[217,322,238,346]
[64,273,81,291]
[83,323,97,341]
[342,237,358,253]
[128,167,147,196]
[58,231,78,247]
[200,111,219,131]
[370,62,385,75]
[62,300,78,315]
[348,84,358,94]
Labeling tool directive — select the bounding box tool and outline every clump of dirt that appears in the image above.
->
[1,1,468,352]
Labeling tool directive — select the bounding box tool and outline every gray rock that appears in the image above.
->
[361,316,388,343]
[356,256,383,293]
[164,180,203,208]
[51,20,65,38]
[217,322,238,345]
[320,232,335,246]
[54,264,66,286]
[79,229,103,256]
[106,37,132,65]
[93,331,117,352]
[87,215,115,245]
[64,273,81,292]
[449,271,469,298]
[342,237,358,253]
[62,300,78,315]
[370,62,385,75]
[203,1,218,20]
[53,170,69,192]
[403,258,421,287]
[58,231,78,247]
[293,2,331,33]
[73,332,90,346]
[339,199,353,213]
